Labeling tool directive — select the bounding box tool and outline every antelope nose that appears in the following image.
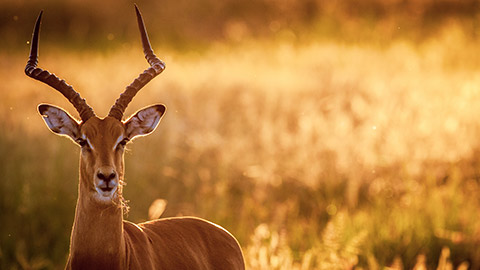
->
[96,167,118,194]
[97,171,116,182]
[96,167,117,183]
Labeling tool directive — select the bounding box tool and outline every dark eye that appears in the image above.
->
[117,138,129,149]
[77,139,87,147]
[77,139,92,152]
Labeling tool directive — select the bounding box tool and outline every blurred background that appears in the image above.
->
[1,0,480,269]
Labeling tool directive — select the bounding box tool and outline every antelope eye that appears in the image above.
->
[77,139,87,147]
[117,138,129,149]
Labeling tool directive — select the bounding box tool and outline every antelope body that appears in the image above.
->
[25,6,245,270]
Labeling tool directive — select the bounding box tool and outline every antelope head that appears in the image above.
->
[26,5,166,205]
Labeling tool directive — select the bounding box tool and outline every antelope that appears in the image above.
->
[25,5,245,270]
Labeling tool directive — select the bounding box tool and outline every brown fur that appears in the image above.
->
[30,6,243,268]
[39,115,245,270]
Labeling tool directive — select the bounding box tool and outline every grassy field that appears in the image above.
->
[1,22,480,269]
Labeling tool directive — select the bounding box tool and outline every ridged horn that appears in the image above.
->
[25,11,95,122]
[108,4,165,120]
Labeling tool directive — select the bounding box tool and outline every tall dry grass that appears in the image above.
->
[1,23,480,269]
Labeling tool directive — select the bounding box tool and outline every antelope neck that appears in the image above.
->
[68,165,126,268]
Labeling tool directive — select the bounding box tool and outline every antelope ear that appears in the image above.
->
[124,104,166,140]
[38,104,81,141]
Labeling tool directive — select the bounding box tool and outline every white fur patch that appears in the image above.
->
[113,135,124,150]
[94,185,118,203]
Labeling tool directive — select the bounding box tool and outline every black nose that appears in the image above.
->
[97,171,116,182]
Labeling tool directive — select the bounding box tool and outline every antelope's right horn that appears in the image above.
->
[25,10,96,122]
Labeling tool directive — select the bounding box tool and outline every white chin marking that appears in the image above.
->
[95,186,118,203]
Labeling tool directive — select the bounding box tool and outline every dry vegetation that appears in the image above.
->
[2,1,480,269]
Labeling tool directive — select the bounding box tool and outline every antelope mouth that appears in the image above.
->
[95,184,118,198]
[100,186,113,192]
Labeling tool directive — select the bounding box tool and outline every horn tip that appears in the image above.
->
[35,10,44,28]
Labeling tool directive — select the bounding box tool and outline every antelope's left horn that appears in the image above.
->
[108,4,165,121]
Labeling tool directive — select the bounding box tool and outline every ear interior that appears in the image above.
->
[124,104,166,139]
[38,104,81,141]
